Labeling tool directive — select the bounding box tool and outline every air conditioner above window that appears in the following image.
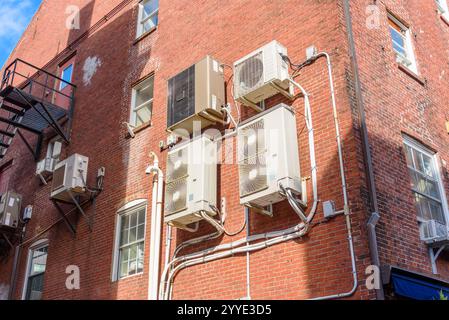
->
[421,219,449,244]
[164,136,217,229]
[237,103,302,209]
[233,40,293,110]
[0,191,22,230]
[50,154,88,202]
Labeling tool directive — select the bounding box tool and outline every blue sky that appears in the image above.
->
[0,0,42,69]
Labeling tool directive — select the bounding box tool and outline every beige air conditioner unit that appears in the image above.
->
[234,40,292,110]
[0,191,22,229]
[238,104,302,208]
[167,56,226,133]
[51,154,88,202]
[164,136,217,229]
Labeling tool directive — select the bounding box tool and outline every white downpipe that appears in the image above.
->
[245,207,251,299]
[147,152,164,300]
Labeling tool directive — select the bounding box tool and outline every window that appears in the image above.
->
[130,76,154,127]
[23,240,48,300]
[113,201,146,280]
[60,64,73,90]
[436,0,449,20]
[136,0,159,38]
[388,14,418,74]
[403,137,449,240]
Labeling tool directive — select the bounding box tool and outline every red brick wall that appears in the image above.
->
[348,0,449,284]
[3,0,447,300]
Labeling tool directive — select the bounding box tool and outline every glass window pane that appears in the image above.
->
[137,224,145,240]
[129,227,137,243]
[138,209,145,225]
[142,0,159,18]
[120,228,129,246]
[120,261,128,278]
[421,153,435,178]
[135,103,152,126]
[60,64,73,90]
[130,212,138,228]
[143,15,158,32]
[121,214,129,231]
[135,80,154,107]
[130,245,137,260]
[405,145,414,167]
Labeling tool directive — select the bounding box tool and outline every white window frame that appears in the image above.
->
[403,136,449,230]
[388,14,419,75]
[130,76,154,127]
[111,199,147,282]
[436,0,449,20]
[21,239,49,300]
[136,0,159,38]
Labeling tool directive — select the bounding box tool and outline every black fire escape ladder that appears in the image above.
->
[0,59,76,161]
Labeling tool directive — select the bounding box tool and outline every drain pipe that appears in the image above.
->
[343,0,384,300]
[146,152,164,300]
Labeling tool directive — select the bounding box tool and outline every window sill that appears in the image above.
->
[125,121,152,139]
[398,64,426,86]
[133,26,157,45]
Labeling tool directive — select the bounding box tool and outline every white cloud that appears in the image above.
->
[0,0,34,38]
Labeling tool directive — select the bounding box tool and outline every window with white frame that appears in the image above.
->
[388,14,418,74]
[403,137,449,241]
[114,202,146,280]
[136,0,159,38]
[23,241,48,300]
[130,76,154,127]
[436,0,449,20]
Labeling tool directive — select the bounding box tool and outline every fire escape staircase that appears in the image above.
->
[0,59,75,160]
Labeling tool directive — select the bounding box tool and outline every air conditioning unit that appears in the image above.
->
[238,103,302,208]
[164,136,217,228]
[0,191,22,229]
[234,40,292,109]
[51,154,88,202]
[420,219,448,243]
[36,157,56,176]
[167,56,225,133]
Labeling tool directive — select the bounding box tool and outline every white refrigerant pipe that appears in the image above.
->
[146,152,164,300]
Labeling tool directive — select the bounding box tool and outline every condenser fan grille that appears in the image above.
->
[235,52,264,98]
[238,119,265,162]
[164,178,188,215]
[166,148,188,182]
[239,154,268,197]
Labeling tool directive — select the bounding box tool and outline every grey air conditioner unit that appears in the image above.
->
[238,103,302,208]
[0,191,22,229]
[234,40,293,110]
[421,219,449,244]
[164,135,217,229]
[51,154,88,202]
[167,56,226,133]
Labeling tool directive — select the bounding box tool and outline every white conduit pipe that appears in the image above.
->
[159,84,320,300]
[307,52,357,300]
[245,207,251,299]
[146,152,164,300]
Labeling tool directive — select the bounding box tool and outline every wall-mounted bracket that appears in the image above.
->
[429,244,448,275]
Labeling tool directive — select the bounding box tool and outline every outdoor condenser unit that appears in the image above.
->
[164,136,217,228]
[167,56,225,133]
[238,103,302,208]
[0,191,22,229]
[51,154,89,202]
[233,40,292,109]
[421,219,448,244]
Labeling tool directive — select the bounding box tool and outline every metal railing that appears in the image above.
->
[1,58,76,111]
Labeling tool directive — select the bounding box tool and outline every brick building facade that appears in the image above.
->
[0,0,448,300]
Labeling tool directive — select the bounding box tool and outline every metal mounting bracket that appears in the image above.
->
[429,244,448,274]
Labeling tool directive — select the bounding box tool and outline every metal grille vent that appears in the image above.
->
[52,165,66,191]
[166,148,188,182]
[235,52,264,98]
[238,119,268,197]
[164,178,188,216]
